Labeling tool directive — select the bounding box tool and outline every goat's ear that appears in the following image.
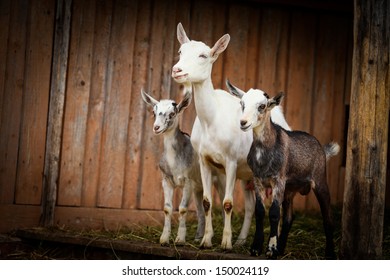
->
[141,89,159,107]
[268,92,285,109]
[177,90,192,114]
[210,34,230,58]
[226,79,245,99]
[177,22,190,45]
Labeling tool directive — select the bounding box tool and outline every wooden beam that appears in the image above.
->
[41,0,72,227]
[341,0,389,259]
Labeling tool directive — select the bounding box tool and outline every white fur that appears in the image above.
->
[172,23,291,249]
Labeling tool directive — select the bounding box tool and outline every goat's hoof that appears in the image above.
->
[250,248,262,257]
[160,242,170,247]
[220,240,233,251]
[265,247,279,259]
[234,238,246,247]
[194,237,202,243]
[250,240,263,257]
[199,239,213,249]
[250,244,262,257]
[174,238,186,246]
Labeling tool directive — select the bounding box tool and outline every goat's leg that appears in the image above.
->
[193,186,205,242]
[278,191,295,255]
[266,179,285,259]
[175,181,192,245]
[199,158,214,248]
[221,160,237,250]
[213,173,226,221]
[160,177,174,245]
[251,179,266,256]
[235,180,255,246]
[313,181,336,259]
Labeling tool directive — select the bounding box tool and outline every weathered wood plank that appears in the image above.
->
[0,205,41,233]
[97,0,137,208]
[123,0,152,210]
[256,8,290,94]
[225,3,250,90]
[245,6,261,89]
[80,0,113,207]
[15,0,55,205]
[327,16,350,206]
[58,0,96,206]
[41,0,72,227]
[341,0,389,259]
[16,227,259,259]
[0,0,28,204]
[0,0,11,127]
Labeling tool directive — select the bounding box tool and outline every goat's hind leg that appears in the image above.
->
[193,186,205,242]
[313,181,336,259]
[175,181,192,245]
[235,180,255,246]
[278,191,295,256]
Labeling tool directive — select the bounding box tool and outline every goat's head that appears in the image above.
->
[226,80,284,131]
[172,23,230,84]
[141,89,192,135]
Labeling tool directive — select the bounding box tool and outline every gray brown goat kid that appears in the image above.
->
[141,89,202,245]
[141,89,224,245]
[227,81,339,259]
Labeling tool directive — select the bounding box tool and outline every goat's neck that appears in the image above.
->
[162,124,181,148]
[192,77,217,126]
[252,115,277,147]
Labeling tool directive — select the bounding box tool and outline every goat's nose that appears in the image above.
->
[172,66,182,74]
[154,125,160,132]
[240,120,247,127]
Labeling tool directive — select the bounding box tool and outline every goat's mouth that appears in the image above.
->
[172,73,188,81]
[153,127,167,135]
[240,124,252,132]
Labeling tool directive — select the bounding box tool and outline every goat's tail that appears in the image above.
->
[323,142,340,161]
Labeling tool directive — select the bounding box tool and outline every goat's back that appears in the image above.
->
[284,129,327,182]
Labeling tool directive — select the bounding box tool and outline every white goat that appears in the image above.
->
[172,23,291,249]
[226,82,338,259]
[141,89,224,245]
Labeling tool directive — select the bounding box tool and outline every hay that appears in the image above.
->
[4,207,390,260]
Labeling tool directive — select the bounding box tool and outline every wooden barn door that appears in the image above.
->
[0,0,55,231]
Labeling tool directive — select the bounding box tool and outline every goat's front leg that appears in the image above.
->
[266,179,285,259]
[160,176,174,245]
[221,160,237,250]
[199,158,214,248]
[251,178,266,256]
[175,180,192,245]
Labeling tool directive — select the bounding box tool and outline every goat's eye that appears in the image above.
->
[169,112,175,119]
[240,101,245,112]
[258,104,266,112]
[199,54,207,59]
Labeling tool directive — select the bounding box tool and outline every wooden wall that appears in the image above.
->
[0,0,358,232]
